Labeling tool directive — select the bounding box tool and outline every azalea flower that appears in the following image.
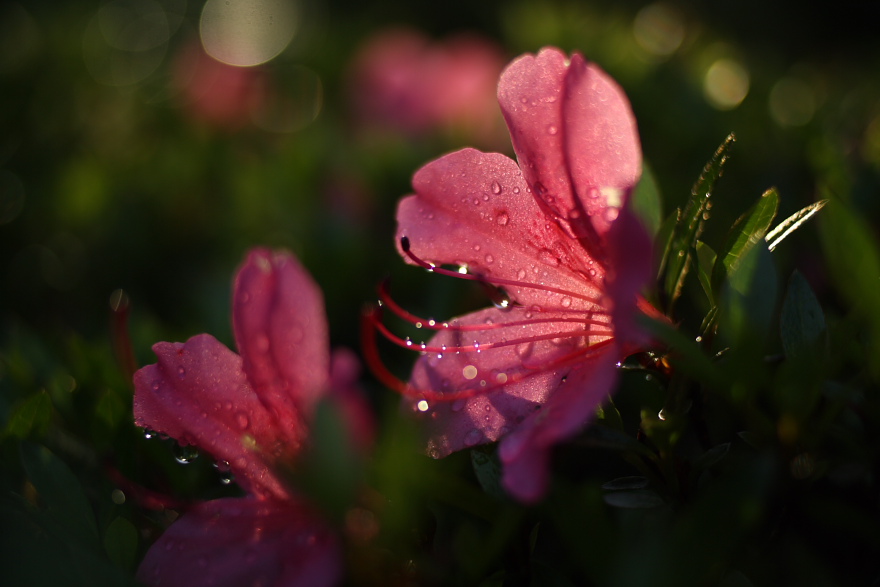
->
[366,48,653,503]
[134,249,371,587]
[347,28,508,147]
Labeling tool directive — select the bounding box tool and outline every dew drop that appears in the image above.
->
[417,400,430,412]
[151,380,161,391]
[482,193,490,202]
[462,365,478,379]
[484,254,494,264]
[428,448,440,459]
[177,366,186,379]
[515,341,535,358]
[235,412,250,429]
[473,244,481,252]
[472,197,480,205]
[547,125,558,135]
[143,428,157,440]
[491,181,502,195]
[495,212,510,226]
[464,429,483,447]
[561,296,572,308]
[405,337,413,347]
[173,444,199,464]
[603,207,620,222]
[517,269,527,279]
[512,187,521,195]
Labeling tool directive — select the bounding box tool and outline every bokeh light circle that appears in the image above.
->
[703,58,750,110]
[199,0,298,67]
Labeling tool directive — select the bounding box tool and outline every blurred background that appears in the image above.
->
[2,0,880,584]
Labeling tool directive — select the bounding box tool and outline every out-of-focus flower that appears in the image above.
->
[367,48,653,503]
[171,40,268,130]
[134,249,372,587]
[347,28,508,147]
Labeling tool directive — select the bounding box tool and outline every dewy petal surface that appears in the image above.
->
[408,305,611,458]
[498,48,640,243]
[133,334,287,498]
[233,249,330,433]
[397,148,605,312]
[137,496,340,587]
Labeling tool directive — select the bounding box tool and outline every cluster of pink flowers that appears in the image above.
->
[134,46,651,585]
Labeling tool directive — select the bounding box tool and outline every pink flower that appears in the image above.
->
[367,48,652,503]
[347,28,508,147]
[171,40,267,130]
[134,249,371,587]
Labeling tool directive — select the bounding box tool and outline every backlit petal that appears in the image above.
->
[407,306,611,458]
[133,334,287,499]
[397,148,605,311]
[136,497,340,587]
[233,249,329,433]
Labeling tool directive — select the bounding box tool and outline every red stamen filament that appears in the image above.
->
[400,236,603,307]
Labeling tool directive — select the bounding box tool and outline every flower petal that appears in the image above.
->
[406,306,611,458]
[498,48,640,242]
[397,148,605,311]
[562,53,641,237]
[233,249,330,433]
[133,334,287,499]
[498,341,619,503]
[136,497,341,587]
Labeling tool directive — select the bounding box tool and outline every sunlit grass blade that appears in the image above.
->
[659,133,735,313]
[711,187,779,297]
[765,199,828,252]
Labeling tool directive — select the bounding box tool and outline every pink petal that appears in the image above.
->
[397,148,605,311]
[498,341,619,502]
[406,306,611,458]
[498,48,640,241]
[233,249,330,433]
[137,496,341,587]
[562,54,641,237]
[604,207,654,347]
[133,335,288,499]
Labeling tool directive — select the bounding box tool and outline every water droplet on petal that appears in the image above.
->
[517,269,527,279]
[484,254,494,264]
[236,412,250,429]
[417,400,430,412]
[491,181,502,195]
[173,443,199,464]
[513,187,521,195]
[561,296,572,308]
[547,125,558,135]
[603,207,620,222]
[496,212,510,226]
[515,342,534,358]
[177,366,186,379]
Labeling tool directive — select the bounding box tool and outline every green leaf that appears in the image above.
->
[600,476,649,491]
[103,517,138,571]
[711,188,779,297]
[720,242,778,346]
[631,162,662,237]
[470,446,506,499]
[780,271,826,360]
[695,241,717,303]
[693,442,731,470]
[602,489,665,509]
[819,197,880,379]
[660,134,735,311]
[4,390,52,439]
[19,442,100,551]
